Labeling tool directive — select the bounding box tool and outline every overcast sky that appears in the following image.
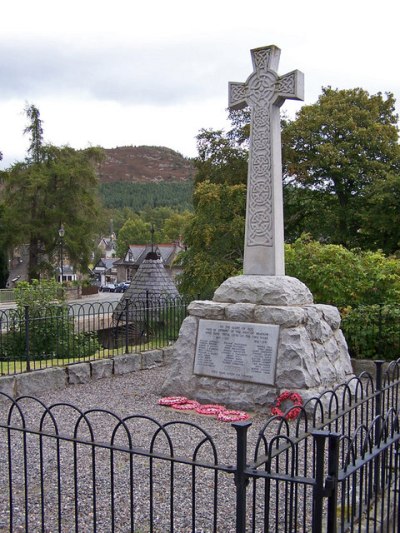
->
[1,0,399,169]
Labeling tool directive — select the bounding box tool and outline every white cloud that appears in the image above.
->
[1,0,400,169]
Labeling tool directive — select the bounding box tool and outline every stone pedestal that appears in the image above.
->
[161,276,354,410]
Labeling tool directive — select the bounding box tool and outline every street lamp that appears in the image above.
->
[58,224,65,283]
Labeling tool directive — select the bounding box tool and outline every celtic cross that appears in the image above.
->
[229,45,304,275]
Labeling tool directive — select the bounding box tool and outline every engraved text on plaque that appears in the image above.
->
[194,319,279,385]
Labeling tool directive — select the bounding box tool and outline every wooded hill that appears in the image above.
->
[96,145,195,211]
[97,146,195,183]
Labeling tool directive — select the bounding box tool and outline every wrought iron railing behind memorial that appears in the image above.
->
[0,294,190,375]
[0,361,400,532]
[340,303,400,360]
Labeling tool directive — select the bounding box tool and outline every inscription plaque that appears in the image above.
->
[194,319,279,385]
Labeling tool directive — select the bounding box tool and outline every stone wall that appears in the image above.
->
[0,347,173,399]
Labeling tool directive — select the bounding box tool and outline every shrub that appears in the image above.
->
[341,304,400,360]
[0,280,99,362]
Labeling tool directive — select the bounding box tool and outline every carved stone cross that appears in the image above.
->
[229,45,304,275]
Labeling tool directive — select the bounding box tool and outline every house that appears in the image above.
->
[97,234,117,259]
[56,264,77,283]
[6,245,30,287]
[92,257,120,286]
[114,242,185,283]
[7,245,78,286]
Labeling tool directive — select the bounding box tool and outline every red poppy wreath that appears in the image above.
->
[271,391,303,420]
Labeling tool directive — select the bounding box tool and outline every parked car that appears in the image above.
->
[115,281,130,293]
[100,283,116,292]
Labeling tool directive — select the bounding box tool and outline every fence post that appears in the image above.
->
[24,305,31,372]
[312,431,340,533]
[125,299,130,354]
[374,359,384,419]
[146,290,150,341]
[232,420,251,533]
[378,303,383,357]
[374,360,385,494]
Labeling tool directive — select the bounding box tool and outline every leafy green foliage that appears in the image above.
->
[0,205,9,288]
[178,181,246,297]
[358,173,400,254]
[194,128,248,186]
[115,208,192,257]
[285,236,400,306]
[0,280,99,361]
[24,104,43,164]
[1,105,104,280]
[116,216,152,257]
[283,87,400,248]
[99,181,193,211]
[14,279,63,309]
[177,125,248,297]
[341,304,400,360]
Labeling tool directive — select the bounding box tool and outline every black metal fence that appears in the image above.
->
[1,298,400,376]
[0,295,189,375]
[339,303,400,360]
[0,361,399,531]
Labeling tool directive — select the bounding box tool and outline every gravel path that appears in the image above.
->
[0,365,311,532]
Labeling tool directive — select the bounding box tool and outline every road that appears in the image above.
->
[0,291,123,319]
[69,291,122,313]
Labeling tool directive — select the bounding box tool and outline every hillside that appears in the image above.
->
[96,145,195,184]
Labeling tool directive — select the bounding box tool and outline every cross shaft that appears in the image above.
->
[229,45,304,275]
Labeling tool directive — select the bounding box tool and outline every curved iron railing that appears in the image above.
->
[0,295,191,375]
[1,361,400,531]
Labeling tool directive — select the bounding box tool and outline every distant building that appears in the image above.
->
[92,257,119,286]
[97,234,117,259]
[7,244,80,286]
[114,242,185,283]
[56,264,77,283]
[112,250,180,327]
[6,245,30,287]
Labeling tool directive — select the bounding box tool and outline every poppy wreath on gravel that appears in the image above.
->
[271,391,303,420]
[158,397,250,422]
[217,410,250,422]
[171,400,200,411]
[158,396,188,406]
[195,404,226,416]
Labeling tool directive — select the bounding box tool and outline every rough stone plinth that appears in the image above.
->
[161,276,354,411]
[213,275,313,306]
[141,349,164,369]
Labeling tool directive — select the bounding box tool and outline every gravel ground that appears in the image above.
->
[0,365,313,532]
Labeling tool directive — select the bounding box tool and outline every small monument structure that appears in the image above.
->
[162,45,353,409]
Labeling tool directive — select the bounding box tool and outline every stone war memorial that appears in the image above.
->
[162,45,354,409]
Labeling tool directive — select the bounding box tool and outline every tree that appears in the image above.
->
[24,104,44,164]
[285,235,400,306]
[116,216,152,257]
[283,87,400,247]
[178,180,246,297]
[2,105,104,279]
[162,211,192,242]
[194,128,248,186]
[358,173,400,254]
[177,125,249,296]
[2,279,99,362]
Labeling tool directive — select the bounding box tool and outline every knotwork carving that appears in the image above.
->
[228,45,304,274]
